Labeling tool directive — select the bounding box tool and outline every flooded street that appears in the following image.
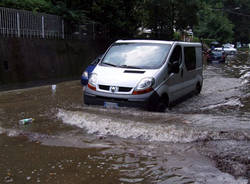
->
[0,53,250,184]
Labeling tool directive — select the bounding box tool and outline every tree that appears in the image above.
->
[223,0,250,43]
[50,0,89,24]
[89,0,141,39]
[0,0,53,13]
[173,0,200,31]
[140,0,200,40]
[0,0,88,24]
[140,0,172,39]
[0,0,243,42]
[193,2,234,43]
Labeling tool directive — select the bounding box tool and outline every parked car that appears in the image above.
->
[223,43,235,48]
[207,50,226,63]
[81,55,102,86]
[84,40,203,112]
[215,46,237,55]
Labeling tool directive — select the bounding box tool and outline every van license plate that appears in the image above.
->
[104,102,119,108]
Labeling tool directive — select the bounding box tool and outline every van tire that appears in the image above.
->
[195,83,202,95]
[155,95,169,112]
[147,94,168,112]
[157,101,167,112]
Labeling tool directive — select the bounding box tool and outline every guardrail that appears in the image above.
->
[0,7,64,39]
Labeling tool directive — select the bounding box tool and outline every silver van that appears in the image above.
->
[84,40,203,111]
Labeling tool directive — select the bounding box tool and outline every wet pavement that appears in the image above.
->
[0,52,249,184]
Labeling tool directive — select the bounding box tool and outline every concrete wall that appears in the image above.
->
[0,38,108,84]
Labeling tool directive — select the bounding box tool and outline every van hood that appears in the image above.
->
[92,65,158,87]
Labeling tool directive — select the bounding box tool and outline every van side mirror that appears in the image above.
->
[168,61,179,74]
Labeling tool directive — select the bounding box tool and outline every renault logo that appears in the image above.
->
[111,86,117,93]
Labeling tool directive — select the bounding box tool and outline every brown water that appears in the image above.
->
[0,53,249,184]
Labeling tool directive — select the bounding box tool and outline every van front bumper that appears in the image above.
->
[84,88,160,109]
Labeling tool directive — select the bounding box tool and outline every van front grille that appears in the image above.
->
[118,87,132,92]
[99,85,110,91]
[98,85,132,92]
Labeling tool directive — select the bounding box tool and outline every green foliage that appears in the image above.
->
[141,0,173,39]
[202,38,217,46]
[173,32,182,41]
[173,0,200,31]
[223,0,250,43]
[193,2,234,43]
[51,1,88,23]
[0,0,52,13]
[0,0,249,42]
[0,0,88,24]
[89,0,141,38]
[192,36,201,43]
[140,0,200,40]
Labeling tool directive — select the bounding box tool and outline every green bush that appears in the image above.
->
[192,36,200,42]
[173,32,181,41]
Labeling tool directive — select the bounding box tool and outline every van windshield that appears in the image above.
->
[101,43,171,69]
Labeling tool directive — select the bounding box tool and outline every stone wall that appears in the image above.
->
[0,38,108,84]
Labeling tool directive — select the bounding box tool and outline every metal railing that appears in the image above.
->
[0,7,64,39]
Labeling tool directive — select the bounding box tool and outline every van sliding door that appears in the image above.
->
[183,47,197,93]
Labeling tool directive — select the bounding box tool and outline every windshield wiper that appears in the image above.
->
[119,65,142,69]
[102,62,118,67]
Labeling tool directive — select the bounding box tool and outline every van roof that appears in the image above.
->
[116,40,201,46]
[116,40,174,45]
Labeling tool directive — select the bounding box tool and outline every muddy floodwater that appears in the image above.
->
[0,53,250,184]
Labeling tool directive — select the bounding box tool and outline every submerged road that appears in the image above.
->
[0,53,249,184]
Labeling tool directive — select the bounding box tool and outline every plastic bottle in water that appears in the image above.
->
[19,118,34,125]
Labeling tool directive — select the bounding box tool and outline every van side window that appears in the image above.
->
[170,45,182,64]
[184,47,196,71]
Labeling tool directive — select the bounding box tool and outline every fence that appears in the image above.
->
[0,7,64,39]
[67,23,110,40]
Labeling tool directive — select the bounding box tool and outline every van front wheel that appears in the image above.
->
[195,83,202,95]
[149,96,168,112]
[147,93,169,112]
[156,101,167,112]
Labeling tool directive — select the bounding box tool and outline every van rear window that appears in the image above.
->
[184,47,196,71]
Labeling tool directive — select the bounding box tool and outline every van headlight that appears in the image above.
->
[132,77,155,95]
[88,73,97,91]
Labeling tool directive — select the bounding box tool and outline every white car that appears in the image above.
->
[215,46,237,55]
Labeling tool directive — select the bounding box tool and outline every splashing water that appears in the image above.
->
[57,109,213,143]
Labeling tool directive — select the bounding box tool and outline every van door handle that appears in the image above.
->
[181,68,183,77]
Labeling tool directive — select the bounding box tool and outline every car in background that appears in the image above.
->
[81,55,102,86]
[215,46,237,55]
[207,50,226,63]
[223,43,235,48]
